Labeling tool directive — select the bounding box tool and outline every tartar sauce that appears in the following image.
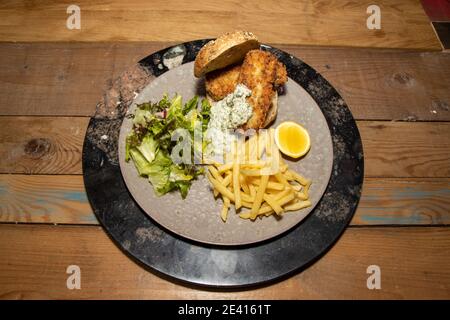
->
[205,84,253,158]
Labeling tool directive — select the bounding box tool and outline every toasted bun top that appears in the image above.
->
[194,31,259,78]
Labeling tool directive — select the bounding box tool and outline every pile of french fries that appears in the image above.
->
[205,129,312,222]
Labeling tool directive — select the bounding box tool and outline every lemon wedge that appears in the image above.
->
[275,121,311,158]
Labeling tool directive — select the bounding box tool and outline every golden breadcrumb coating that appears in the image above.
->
[239,50,287,129]
[205,64,241,101]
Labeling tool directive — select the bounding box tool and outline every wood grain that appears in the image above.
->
[0,0,440,50]
[354,178,450,225]
[292,47,450,121]
[0,117,89,175]
[1,117,449,178]
[0,43,168,117]
[0,224,448,299]
[0,174,95,225]
[1,175,449,226]
[0,0,446,302]
[1,43,450,120]
[361,121,450,177]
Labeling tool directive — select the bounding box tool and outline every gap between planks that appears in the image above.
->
[0,43,449,120]
[1,117,449,177]
[0,0,441,50]
[0,175,449,226]
[0,224,448,299]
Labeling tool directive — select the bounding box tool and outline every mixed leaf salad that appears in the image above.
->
[125,94,211,198]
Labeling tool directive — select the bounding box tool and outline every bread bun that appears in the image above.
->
[194,31,259,78]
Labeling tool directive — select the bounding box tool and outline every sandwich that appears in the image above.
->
[194,31,287,129]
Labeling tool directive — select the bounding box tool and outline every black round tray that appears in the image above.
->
[82,40,364,288]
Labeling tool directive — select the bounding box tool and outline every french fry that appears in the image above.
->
[250,180,285,191]
[257,130,268,159]
[277,193,296,207]
[251,175,269,219]
[273,188,294,201]
[303,180,312,198]
[239,212,251,219]
[241,200,255,209]
[284,200,312,211]
[263,194,284,215]
[208,165,221,180]
[240,204,273,219]
[267,182,285,191]
[233,161,241,209]
[288,170,311,186]
[206,131,312,222]
[209,165,232,197]
[221,197,230,222]
[239,174,250,195]
[265,128,274,157]
[297,192,308,201]
[247,134,259,163]
[222,174,232,187]
[249,184,257,198]
[217,162,233,173]
[207,172,235,201]
[283,171,294,181]
[240,192,254,203]
[240,169,266,176]
[274,172,292,189]
[241,161,267,169]
[208,166,221,197]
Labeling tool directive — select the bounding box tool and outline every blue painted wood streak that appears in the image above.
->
[356,179,450,225]
[0,176,98,224]
[1,176,449,225]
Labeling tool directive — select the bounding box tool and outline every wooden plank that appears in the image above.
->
[0,224,448,299]
[1,175,449,226]
[353,178,450,225]
[1,43,450,120]
[361,121,450,177]
[0,42,168,117]
[0,117,89,175]
[288,46,450,121]
[0,174,95,225]
[0,0,440,50]
[1,117,449,177]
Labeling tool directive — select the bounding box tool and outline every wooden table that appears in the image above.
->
[0,0,449,299]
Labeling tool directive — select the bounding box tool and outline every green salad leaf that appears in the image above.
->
[136,135,158,163]
[125,94,211,198]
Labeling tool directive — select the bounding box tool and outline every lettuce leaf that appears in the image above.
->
[136,134,158,163]
[133,108,153,127]
[125,94,211,198]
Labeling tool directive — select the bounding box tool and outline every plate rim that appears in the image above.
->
[117,62,334,246]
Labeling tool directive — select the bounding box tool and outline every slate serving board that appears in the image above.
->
[82,40,364,287]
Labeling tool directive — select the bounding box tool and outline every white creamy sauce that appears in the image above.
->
[205,84,253,158]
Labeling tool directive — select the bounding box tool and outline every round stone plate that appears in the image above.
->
[82,40,364,287]
[118,63,333,246]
